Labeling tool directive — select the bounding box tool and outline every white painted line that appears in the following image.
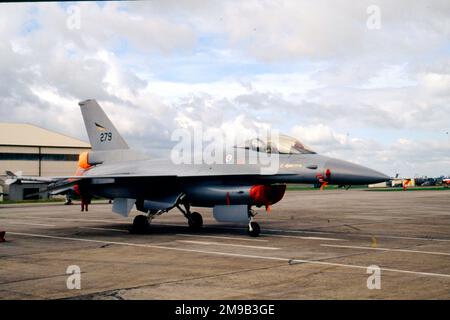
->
[23,217,185,227]
[152,223,187,227]
[18,216,129,225]
[261,228,330,235]
[177,240,279,250]
[8,231,450,280]
[224,226,450,243]
[176,233,268,243]
[217,225,331,235]
[265,234,345,241]
[277,229,450,243]
[51,218,128,224]
[5,222,56,227]
[14,218,450,243]
[366,234,450,242]
[79,227,128,233]
[321,244,450,257]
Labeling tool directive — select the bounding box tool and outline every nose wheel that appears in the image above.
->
[248,221,261,237]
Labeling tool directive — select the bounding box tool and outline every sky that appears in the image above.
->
[0,1,449,177]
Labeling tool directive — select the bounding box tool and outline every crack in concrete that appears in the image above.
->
[62,262,290,300]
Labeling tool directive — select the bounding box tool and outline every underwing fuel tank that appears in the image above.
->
[186,184,286,208]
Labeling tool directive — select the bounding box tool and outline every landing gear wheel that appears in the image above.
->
[248,221,260,237]
[130,215,150,234]
[188,212,203,230]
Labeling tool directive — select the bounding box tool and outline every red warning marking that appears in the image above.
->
[316,173,329,191]
[316,173,324,182]
[250,185,286,208]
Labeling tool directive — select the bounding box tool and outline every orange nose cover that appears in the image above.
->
[250,185,286,207]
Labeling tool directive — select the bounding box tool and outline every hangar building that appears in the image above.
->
[0,123,91,201]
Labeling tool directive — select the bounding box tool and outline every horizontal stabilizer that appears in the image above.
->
[24,179,81,198]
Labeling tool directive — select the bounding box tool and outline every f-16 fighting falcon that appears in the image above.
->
[6,100,389,237]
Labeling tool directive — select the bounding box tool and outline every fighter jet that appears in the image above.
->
[7,100,389,237]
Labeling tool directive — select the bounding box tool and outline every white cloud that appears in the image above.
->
[291,124,350,148]
[418,72,450,96]
[0,1,449,177]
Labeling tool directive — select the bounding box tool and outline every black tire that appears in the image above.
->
[247,222,261,237]
[130,215,150,234]
[188,212,203,229]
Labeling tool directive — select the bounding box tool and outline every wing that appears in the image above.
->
[6,159,297,200]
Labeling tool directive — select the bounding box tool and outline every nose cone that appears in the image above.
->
[324,159,389,185]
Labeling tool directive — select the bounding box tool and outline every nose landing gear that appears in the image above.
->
[247,208,261,237]
[248,221,261,237]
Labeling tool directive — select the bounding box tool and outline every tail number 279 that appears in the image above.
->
[100,132,112,142]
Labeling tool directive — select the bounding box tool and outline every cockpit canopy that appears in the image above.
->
[236,134,316,155]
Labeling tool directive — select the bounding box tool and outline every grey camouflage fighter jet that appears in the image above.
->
[7,100,389,237]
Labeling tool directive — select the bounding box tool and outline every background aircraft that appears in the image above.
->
[7,100,389,236]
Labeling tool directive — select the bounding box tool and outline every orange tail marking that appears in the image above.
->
[78,152,91,170]
[71,152,91,195]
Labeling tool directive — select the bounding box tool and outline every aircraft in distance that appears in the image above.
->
[6,100,389,237]
[443,178,450,187]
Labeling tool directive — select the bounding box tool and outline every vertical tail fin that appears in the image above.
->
[79,99,129,151]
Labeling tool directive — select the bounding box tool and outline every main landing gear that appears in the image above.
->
[131,197,262,237]
[177,202,203,230]
[130,209,161,234]
[247,208,261,237]
[131,215,150,234]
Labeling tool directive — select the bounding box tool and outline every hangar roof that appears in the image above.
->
[0,123,91,148]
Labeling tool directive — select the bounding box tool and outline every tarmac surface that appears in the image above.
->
[1,189,450,300]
